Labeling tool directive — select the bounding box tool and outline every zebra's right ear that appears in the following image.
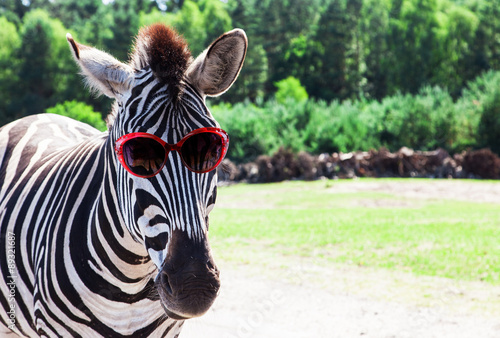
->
[66,33,134,99]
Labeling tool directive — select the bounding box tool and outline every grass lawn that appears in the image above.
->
[209,179,500,284]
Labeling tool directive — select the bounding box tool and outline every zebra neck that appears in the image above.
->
[88,145,156,286]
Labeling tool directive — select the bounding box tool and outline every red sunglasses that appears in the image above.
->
[115,127,229,178]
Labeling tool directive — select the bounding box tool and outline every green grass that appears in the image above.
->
[210,179,500,284]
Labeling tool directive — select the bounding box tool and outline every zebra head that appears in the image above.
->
[67,24,246,320]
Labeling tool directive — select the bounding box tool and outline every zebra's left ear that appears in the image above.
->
[66,33,134,99]
[186,29,247,97]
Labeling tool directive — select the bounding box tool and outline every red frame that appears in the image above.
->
[115,127,229,178]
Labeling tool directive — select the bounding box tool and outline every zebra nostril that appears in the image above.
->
[207,260,219,276]
[161,271,173,295]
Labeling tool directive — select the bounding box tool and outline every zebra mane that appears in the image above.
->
[130,24,192,95]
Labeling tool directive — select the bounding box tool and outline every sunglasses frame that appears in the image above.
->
[115,127,229,178]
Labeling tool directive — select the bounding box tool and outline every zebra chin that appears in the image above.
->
[154,257,221,320]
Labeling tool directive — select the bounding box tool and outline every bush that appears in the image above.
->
[212,99,310,163]
[46,100,106,131]
[274,76,308,104]
[211,72,500,163]
[262,98,308,153]
[378,86,457,152]
[459,70,500,154]
[477,91,500,154]
[303,100,378,154]
[211,102,276,163]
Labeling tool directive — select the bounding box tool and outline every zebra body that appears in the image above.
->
[0,24,247,337]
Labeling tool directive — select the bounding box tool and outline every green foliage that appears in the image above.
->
[303,100,382,154]
[104,1,141,62]
[456,70,500,154]
[274,76,308,104]
[378,86,457,151]
[140,8,175,27]
[48,0,114,48]
[450,70,500,152]
[477,91,500,154]
[139,0,233,57]
[198,0,232,47]
[387,0,441,94]
[230,43,268,102]
[46,100,106,131]
[9,9,83,121]
[213,75,500,161]
[171,0,206,55]
[301,0,362,101]
[2,0,500,109]
[2,0,500,159]
[211,102,275,163]
[0,16,21,124]
[432,2,479,96]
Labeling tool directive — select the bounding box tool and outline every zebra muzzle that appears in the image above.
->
[154,234,220,320]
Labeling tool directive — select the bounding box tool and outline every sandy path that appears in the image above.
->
[181,261,500,338]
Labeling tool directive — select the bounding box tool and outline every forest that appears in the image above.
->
[1,0,500,162]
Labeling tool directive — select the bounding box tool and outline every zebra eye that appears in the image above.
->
[180,132,223,172]
[123,138,166,176]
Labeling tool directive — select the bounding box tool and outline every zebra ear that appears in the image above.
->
[66,33,134,99]
[186,29,247,97]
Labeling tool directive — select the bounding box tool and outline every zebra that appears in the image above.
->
[0,23,247,337]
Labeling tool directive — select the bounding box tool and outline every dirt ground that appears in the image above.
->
[181,180,500,338]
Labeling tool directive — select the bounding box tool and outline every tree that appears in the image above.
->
[103,1,140,62]
[198,0,232,48]
[14,10,56,118]
[386,0,440,95]
[360,0,391,100]
[48,0,114,51]
[431,2,479,97]
[466,0,500,75]
[0,16,20,125]
[10,10,85,121]
[345,0,363,99]
[157,0,185,12]
[225,43,268,103]
[0,0,30,20]
[305,0,349,101]
[229,0,321,97]
[165,0,205,55]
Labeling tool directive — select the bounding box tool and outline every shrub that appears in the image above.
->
[211,72,500,163]
[46,100,106,131]
[262,98,308,153]
[274,76,308,104]
[459,70,500,154]
[378,86,457,152]
[303,99,382,154]
[477,91,500,154]
[211,102,277,163]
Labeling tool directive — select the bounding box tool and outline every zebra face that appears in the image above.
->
[116,83,223,319]
[67,24,247,320]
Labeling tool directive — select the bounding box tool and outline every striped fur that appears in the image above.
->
[0,25,246,337]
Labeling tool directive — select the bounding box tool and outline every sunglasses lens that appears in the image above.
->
[181,132,224,172]
[122,138,165,177]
